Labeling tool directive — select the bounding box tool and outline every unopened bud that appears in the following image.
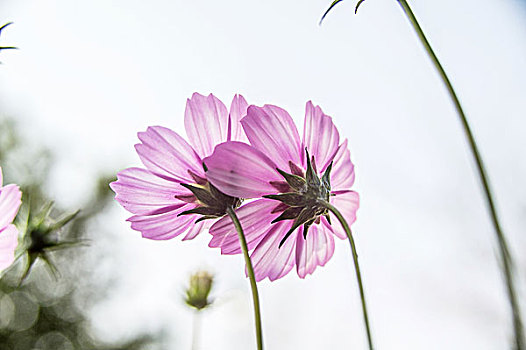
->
[18,202,81,284]
[185,271,214,311]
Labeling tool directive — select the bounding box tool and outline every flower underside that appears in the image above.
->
[178,164,242,223]
[264,149,333,248]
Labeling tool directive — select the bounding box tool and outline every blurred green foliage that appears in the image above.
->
[0,119,162,350]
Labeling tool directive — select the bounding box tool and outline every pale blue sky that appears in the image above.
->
[1,0,525,349]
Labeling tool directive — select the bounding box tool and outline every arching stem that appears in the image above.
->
[226,206,264,350]
[396,1,524,348]
[323,201,374,350]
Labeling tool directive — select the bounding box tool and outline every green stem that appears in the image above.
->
[226,206,264,350]
[396,1,524,348]
[323,201,374,350]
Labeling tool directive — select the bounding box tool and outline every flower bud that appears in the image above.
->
[185,271,214,311]
[18,202,81,284]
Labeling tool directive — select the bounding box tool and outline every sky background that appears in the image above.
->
[1,0,526,349]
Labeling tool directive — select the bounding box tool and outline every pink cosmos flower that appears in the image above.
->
[204,102,359,281]
[0,166,22,272]
[110,93,250,240]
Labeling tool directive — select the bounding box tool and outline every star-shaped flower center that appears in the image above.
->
[263,149,333,247]
[178,164,242,222]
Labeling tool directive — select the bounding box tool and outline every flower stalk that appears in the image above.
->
[395,1,524,348]
[226,206,264,350]
[322,201,373,350]
[191,311,201,350]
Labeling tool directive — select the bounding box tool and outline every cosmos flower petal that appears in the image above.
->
[228,94,249,143]
[328,190,359,240]
[185,93,229,158]
[249,221,297,282]
[209,199,278,255]
[110,167,192,215]
[204,142,283,198]
[303,101,340,172]
[182,221,206,241]
[321,215,345,240]
[295,224,335,278]
[241,105,302,170]
[127,203,200,240]
[136,126,204,183]
[0,184,22,230]
[0,224,18,272]
[203,100,359,281]
[330,139,355,190]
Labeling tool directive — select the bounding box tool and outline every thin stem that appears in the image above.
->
[191,311,201,350]
[226,206,264,350]
[323,201,374,350]
[396,1,524,348]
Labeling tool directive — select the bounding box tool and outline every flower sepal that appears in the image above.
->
[263,149,334,247]
[17,201,82,284]
[178,182,242,223]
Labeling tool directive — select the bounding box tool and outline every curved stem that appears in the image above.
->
[323,201,374,350]
[226,206,264,350]
[396,1,524,348]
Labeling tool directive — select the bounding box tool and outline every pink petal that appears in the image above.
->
[110,167,191,215]
[249,221,297,282]
[209,199,278,255]
[241,105,302,171]
[328,190,359,240]
[182,220,206,241]
[185,93,229,158]
[136,126,204,183]
[228,94,249,143]
[295,224,335,278]
[0,224,18,272]
[303,101,340,172]
[0,184,22,230]
[321,215,345,240]
[330,139,356,190]
[127,203,202,240]
[204,142,282,198]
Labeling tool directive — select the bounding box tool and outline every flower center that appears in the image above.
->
[177,166,242,223]
[263,149,333,247]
